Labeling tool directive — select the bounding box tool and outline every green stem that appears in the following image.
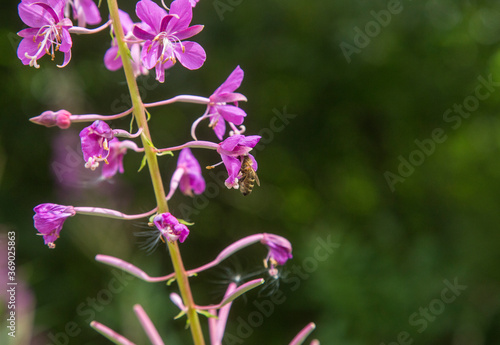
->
[106,1,205,344]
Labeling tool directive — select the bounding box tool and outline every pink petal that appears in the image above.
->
[175,24,204,40]
[59,29,72,53]
[79,0,102,25]
[248,154,258,171]
[104,46,122,71]
[217,105,246,125]
[58,49,72,68]
[212,116,226,140]
[241,135,261,149]
[214,92,247,103]
[18,1,49,28]
[17,37,44,65]
[141,40,158,69]
[135,0,167,34]
[118,9,134,34]
[221,155,241,188]
[219,135,243,151]
[213,66,244,95]
[174,41,206,70]
[133,23,156,41]
[167,0,193,33]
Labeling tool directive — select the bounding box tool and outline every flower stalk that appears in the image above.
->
[106,0,205,343]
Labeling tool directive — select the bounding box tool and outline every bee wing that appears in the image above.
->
[254,171,260,186]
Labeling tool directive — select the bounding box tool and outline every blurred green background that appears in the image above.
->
[2,0,500,344]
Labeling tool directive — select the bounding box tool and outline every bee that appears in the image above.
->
[239,155,260,196]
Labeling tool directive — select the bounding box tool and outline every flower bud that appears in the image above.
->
[29,110,72,129]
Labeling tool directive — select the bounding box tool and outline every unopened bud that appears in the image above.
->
[30,110,72,129]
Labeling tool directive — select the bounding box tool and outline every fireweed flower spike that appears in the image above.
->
[17,0,73,68]
[153,213,190,243]
[33,203,76,248]
[166,148,205,200]
[133,0,206,82]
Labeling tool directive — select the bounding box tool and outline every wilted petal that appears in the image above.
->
[153,213,190,243]
[33,203,76,248]
[262,233,293,265]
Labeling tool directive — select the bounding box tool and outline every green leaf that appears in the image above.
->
[196,310,218,319]
[178,218,195,226]
[138,155,147,172]
[173,310,186,320]
[145,108,151,122]
[166,278,176,286]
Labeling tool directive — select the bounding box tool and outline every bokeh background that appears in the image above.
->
[2,0,500,344]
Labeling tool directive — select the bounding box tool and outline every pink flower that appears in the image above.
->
[17,0,73,68]
[208,66,248,140]
[153,213,190,243]
[79,120,114,170]
[216,135,260,188]
[64,0,101,27]
[29,109,72,129]
[166,148,205,199]
[132,0,205,82]
[33,203,76,248]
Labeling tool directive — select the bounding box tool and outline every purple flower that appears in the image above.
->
[29,109,72,129]
[132,0,206,82]
[104,9,148,77]
[167,148,205,199]
[261,233,293,266]
[79,120,114,170]
[64,0,101,27]
[17,0,73,68]
[153,213,190,243]
[33,203,76,248]
[216,134,260,188]
[208,66,248,140]
[188,0,199,6]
